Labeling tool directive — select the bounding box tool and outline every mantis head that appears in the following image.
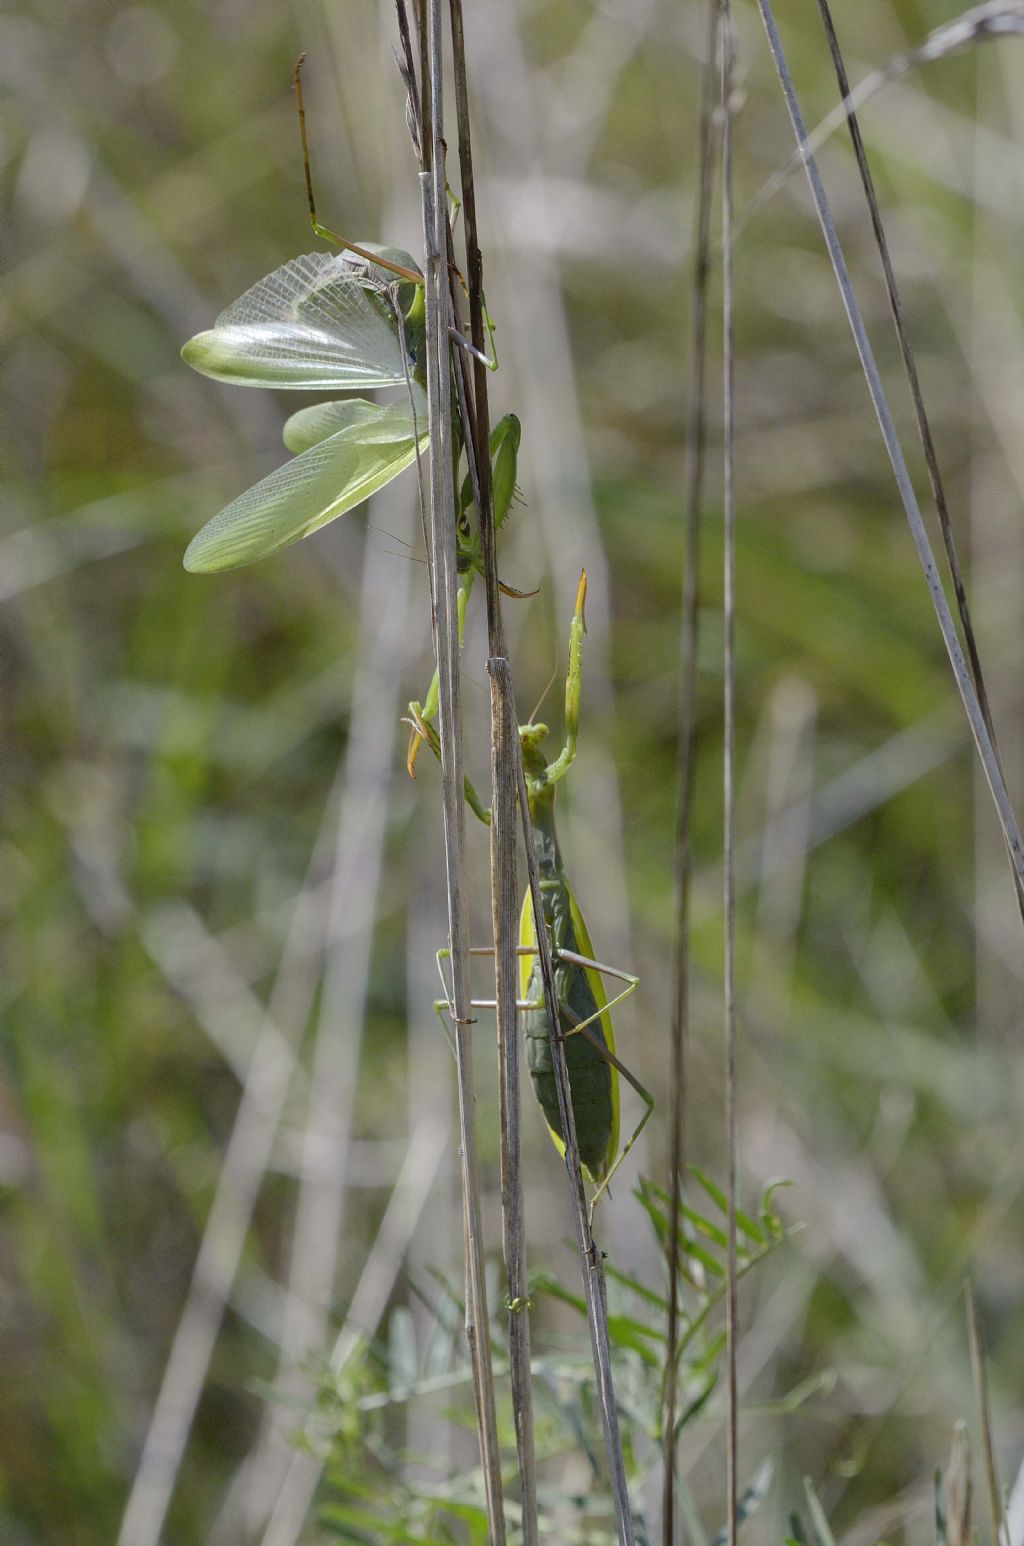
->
[519,722,551,784]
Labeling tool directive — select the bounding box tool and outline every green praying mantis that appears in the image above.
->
[427,572,653,1215]
[179,76,650,1214]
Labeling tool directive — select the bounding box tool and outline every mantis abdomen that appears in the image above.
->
[519,877,618,1185]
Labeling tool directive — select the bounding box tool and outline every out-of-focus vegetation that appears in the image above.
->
[3,0,1023,1542]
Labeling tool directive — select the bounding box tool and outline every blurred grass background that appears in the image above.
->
[3,0,1024,1541]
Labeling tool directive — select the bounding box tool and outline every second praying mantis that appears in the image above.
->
[180,57,510,576]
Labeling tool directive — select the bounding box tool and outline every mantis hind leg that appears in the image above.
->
[551,955,652,1224]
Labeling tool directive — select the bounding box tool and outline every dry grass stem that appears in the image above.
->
[719,6,740,1546]
[945,1420,973,1546]
[811,0,1024,930]
[739,2,1024,239]
[752,0,1024,892]
[418,0,506,1532]
[664,5,720,1536]
[513,742,636,1546]
[489,657,539,1543]
[446,1,538,1518]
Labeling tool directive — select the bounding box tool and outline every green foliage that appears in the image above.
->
[306,1175,786,1542]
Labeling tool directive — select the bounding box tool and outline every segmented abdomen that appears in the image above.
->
[523,941,614,1183]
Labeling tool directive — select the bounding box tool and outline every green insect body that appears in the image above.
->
[518,756,619,1184]
[431,570,650,1211]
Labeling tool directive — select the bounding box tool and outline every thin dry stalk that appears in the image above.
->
[719,7,739,1546]
[404,1,635,1532]
[752,0,1024,894]
[416,0,506,1533]
[965,1278,1006,1546]
[513,743,636,1546]
[449,0,637,1530]
[945,1420,973,1546]
[489,658,539,1541]
[447,0,501,643]
[445,5,538,1526]
[739,2,1024,240]
[663,5,720,1537]
[811,0,1024,931]
[457,360,637,1540]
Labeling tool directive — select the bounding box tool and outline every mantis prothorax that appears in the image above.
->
[432,572,653,1217]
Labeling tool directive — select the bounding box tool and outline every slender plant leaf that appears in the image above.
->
[528,1271,587,1316]
[604,1262,671,1315]
[690,1165,766,1244]
[603,1314,666,1365]
[387,1306,418,1391]
[318,1498,451,1545]
[675,1367,719,1436]
[634,1179,722,1282]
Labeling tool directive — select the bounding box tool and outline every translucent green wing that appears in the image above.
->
[184,401,427,573]
[281,397,422,453]
[518,884,620,1181]
[567,888,619,1172]
[181,251,421,391]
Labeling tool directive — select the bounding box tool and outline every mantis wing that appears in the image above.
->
[282,398,384,453]
[281,396,426,453]
[182,251,422,391]
[184,401,427,573]
[567,889,620,1169]
[518,886,620,1179]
